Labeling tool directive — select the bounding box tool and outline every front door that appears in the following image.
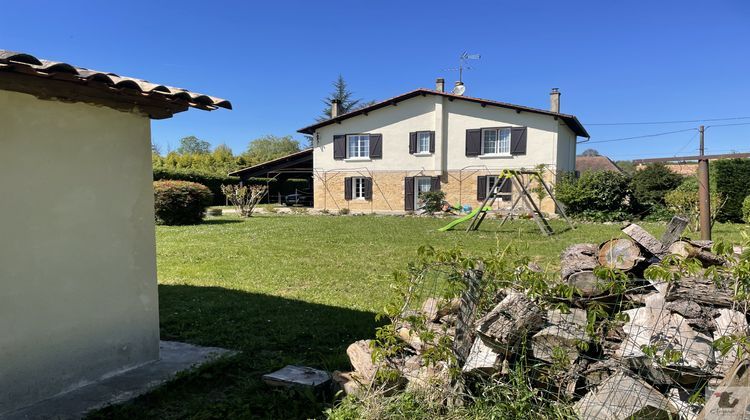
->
[415,177,432,209]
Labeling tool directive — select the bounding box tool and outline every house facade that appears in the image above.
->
[298,80,588,213]
[0,50,229,415]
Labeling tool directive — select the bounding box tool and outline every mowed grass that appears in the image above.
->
[89,215,746,419]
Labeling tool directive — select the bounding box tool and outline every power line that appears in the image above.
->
[587,116,750,126]
[584,128,697,144]
[706,121,750,129]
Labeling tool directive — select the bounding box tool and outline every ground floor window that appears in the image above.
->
[353,177,366,199]
[415,176,432,208]
[486,175,512,201]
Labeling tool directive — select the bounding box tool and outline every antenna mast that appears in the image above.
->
[450,51,481,83]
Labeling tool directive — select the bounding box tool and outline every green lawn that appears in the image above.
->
[89,215,746,419]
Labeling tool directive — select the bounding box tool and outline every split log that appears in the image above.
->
[560,243,599,279]
[665,300,704,319]
[405,361,451,394]
[531,309,588,364]
[660,216,689,248]
[712,309,749,379]
[453,268,483,364]
[665,276,735,308]
[475,292,544,353]
[698,357,750,420]
[332,371,364,396]
[462,337,502,373]
[574,371,678,419]
[666,241,726,267]
[566,271,605,297]
[623,223,664,257]
[598,238,642,270]
[347,340,377,382]
[666,388,700,420]
[582,359,619,389]
[421,297,461,322]
[616,307,714,374]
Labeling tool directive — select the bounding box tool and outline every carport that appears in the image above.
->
[229,148,313,204]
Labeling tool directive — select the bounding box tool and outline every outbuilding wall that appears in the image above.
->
[0,89,159,414]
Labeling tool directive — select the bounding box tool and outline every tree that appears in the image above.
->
[151,142,162,156]
[176,136,211,155]
[580,149,600,157]
[243,135,301,166]
[320,75,371,120]
[629,163,683,211]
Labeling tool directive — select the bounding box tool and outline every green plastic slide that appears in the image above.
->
[438,207,491,232]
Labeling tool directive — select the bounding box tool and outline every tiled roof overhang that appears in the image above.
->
[0,50,231,119]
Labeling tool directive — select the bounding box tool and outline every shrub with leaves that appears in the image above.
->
[221,184,268,217]
[665,177,726,231]
[153,180,213,225]
[418,190,446,214]
[555,171,632,221]
[744,195,750,224]
[629,163,683,213]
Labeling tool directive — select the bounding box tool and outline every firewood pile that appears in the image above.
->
[334,217,750,419]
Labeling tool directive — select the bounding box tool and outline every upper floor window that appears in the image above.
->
[417,132,431,154]
[347,134,370,158]
[481,128,511,155]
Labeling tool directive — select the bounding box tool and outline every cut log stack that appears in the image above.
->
[337,216,748,419]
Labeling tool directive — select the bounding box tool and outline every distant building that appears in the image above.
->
[634,162,698,176]
[575,155,623,175]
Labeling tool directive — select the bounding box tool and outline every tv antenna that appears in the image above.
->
[445,51,481,84]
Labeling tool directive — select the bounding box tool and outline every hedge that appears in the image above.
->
[153,181,213,225]
[555,171,633,221]
[743,195,750,224]
[714,159,750,222]
[153,168,240,205]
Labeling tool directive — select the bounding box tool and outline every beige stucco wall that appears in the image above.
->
[0,90,159,414]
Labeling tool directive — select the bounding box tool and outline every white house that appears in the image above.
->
[0,50,230,415]
[298,79,588,213]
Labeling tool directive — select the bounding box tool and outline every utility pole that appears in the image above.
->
[697,125,711,240]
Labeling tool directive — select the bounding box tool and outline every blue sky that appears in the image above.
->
[4,0,749,160]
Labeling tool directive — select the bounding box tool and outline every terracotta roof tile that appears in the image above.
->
[0,50,231,112]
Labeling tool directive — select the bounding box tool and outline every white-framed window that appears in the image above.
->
[417,132,431,154]
[353,177,366,199]
[486,175,511,201]
[347,134,370,158]
[481,128,511,155]
[415,176,432,208]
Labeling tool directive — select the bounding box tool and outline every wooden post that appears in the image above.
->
[698,125,711,240]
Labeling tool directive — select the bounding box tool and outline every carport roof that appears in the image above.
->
[229,148,313,178]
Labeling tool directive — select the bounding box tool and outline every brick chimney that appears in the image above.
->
[550,88,561,113]
[331,99,341,118]
[435,78,445,93]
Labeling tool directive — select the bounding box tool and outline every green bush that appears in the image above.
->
[629,163,683,213]
[153,181,213,225]
[556,171,632,220]
[419,190,446,214]
[152,168,239,205]
[714,159,750,222]
[743,195,750,223]
[665,177,725,231]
